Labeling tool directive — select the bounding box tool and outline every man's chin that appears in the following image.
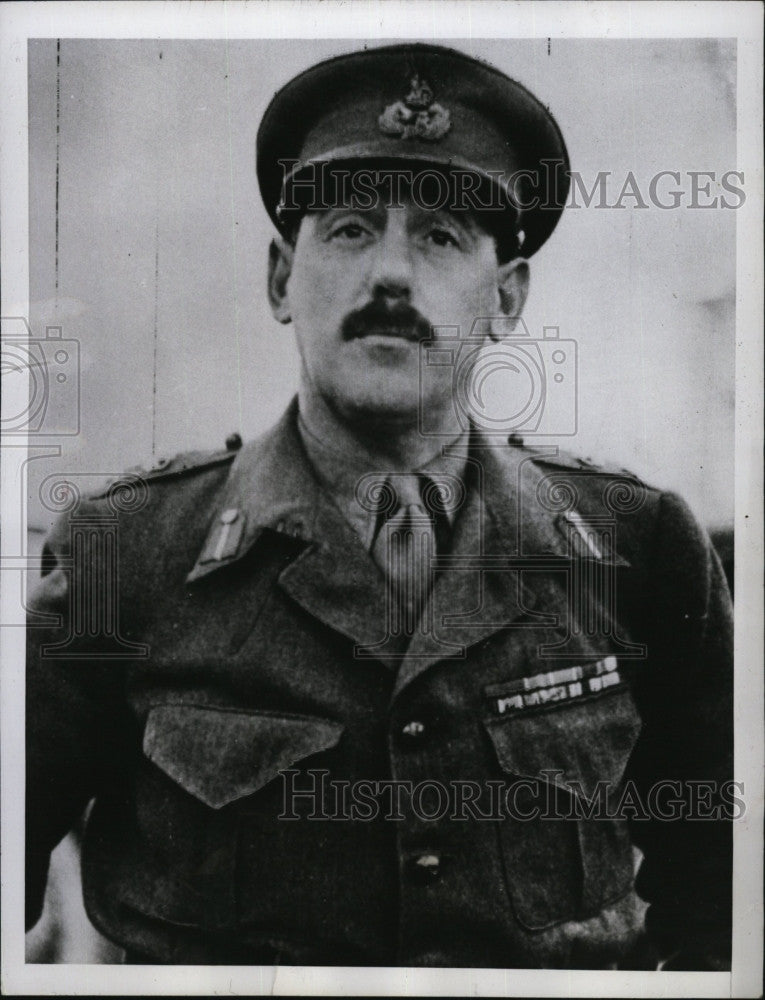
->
[320,365,458,433]
[338,393,422,429]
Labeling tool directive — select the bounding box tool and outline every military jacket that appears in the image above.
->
[26,401,733,968]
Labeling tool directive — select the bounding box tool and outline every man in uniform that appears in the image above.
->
[26,43,733,968]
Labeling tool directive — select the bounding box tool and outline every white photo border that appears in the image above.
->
[1,2,762,996]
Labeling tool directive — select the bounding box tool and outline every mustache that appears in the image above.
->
[341,299,432,343]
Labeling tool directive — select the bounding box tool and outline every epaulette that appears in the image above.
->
[508,436,650,484]
[90,433,242,499]
[126,447,237,483]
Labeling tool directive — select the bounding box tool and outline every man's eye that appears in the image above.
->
[330,223,368,240]
[427,227,460,248]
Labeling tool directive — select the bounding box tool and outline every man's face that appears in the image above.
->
[271,192,527,428]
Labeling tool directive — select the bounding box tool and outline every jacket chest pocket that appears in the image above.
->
[126,703,344,930]
[483,683,641,931]
[143,703,344,808]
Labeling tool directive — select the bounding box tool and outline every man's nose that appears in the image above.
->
[367,224,412,303]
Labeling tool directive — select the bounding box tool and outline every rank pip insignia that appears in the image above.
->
[378,74,451,141]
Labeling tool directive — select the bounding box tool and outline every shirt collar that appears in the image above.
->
[297,410,471,551]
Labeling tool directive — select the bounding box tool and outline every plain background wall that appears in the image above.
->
[25,37,736,533]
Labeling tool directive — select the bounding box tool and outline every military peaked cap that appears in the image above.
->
[257,43,570,257]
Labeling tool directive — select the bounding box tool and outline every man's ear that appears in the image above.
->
[267,236,294,324]
[491,258,530,340]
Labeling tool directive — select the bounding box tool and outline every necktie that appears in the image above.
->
[371,474,445,642]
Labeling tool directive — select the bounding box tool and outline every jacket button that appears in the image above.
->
[401,720,426,742]
[407,853,441,884]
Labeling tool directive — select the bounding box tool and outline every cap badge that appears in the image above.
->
[378,74,451,141]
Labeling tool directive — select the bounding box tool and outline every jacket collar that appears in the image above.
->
[186,402,626,678]
[186,399,393,649]
[186,399,320,584]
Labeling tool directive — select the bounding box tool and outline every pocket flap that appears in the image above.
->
[143,704,344,809]
[484,689,641,801]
